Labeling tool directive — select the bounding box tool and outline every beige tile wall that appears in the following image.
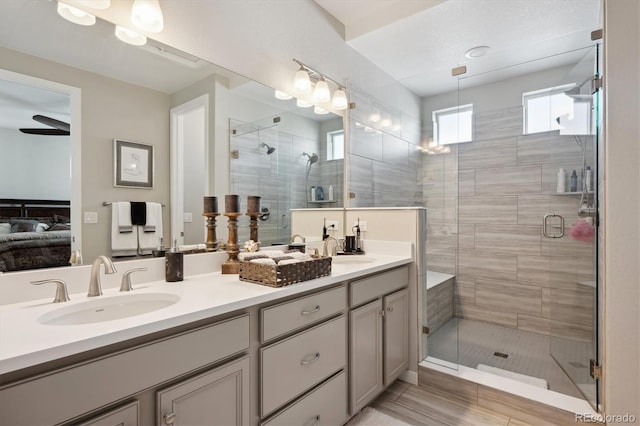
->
[423,105,595,343]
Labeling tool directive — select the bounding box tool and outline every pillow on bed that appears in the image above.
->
[0,223,11,234]
[53,214,71,224]
[10,219,40,233]
[48,223,71,231]
[36,223,50,232]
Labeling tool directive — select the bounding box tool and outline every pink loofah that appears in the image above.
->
[569,219,594,242]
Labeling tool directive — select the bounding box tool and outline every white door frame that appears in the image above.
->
[170,94,209,246]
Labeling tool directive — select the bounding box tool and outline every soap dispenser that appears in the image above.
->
[165,240,183,282]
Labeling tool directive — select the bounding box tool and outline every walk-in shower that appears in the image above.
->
[261,143,276,155]
[420,42,602,413]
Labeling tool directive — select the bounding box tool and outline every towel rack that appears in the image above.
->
[103,201,166,207]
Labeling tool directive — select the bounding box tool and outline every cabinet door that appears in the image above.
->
[156,357,249,426]
[384,288,409,385]
[349,299,383,414]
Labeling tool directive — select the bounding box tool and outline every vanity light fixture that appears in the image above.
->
[57,1,96,26]
[313,106,329,115]
[131,0,164,33]
[380,112,392,128]
[274,90,293,100]
[292,59,349,111]
[313,78,331,103]
[331,88,348,111]
[293,66,312,94]
[296,99,313,108]
[115,25,147,46]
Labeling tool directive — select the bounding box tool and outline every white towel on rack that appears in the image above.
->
[111,203,138,257]
[138,202,163,255]
[116,201,133,233]
[143,202,162,233]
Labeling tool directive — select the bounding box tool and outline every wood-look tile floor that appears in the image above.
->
[360,381,536,426]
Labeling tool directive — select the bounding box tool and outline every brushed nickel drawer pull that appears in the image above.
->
[310,414,321,426]
[301,305,321,315]
[300,352,320,365]
[163,412,176,425]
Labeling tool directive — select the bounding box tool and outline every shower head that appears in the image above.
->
[303,152,319,164]
[261,143,276,155]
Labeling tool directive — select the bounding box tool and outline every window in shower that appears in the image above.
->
[432,104,473,145]
[326,130,344,160]
[523,84,592,135]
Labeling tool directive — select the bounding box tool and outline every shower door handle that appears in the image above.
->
[543,214,564,238]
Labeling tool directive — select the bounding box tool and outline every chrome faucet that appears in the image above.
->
[88,256,117,297]
[322,236,339,257]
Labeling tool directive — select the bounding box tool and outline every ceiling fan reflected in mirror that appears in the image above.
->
[19,114,70,136]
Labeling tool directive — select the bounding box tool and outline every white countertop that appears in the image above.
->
[0,253,411,375]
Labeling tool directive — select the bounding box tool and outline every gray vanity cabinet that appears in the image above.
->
[349,266,409,414]
[156,356,250,426]
[76,400,139,426]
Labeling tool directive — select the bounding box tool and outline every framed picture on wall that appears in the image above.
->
[113,139,154,189]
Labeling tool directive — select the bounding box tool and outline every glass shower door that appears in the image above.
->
[547,44,600,410]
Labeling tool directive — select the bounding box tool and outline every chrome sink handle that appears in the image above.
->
[31,279,70,303]
[120,267,148,292]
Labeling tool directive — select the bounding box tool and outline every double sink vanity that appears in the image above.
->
[0,244,413,425]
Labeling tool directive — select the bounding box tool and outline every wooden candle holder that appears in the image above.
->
[246,212,261,247]
[202,212,219,252]
[221,212,242,274]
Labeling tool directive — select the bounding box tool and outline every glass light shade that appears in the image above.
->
[274,90,293,100]
[369,110,381,123]
[392,124,402,131]
[314,106,329,115]
[293,69,311,94]
[115,26,147,46]
[380,114,392,128]
[57,2,96,26]
[296,98,313,108]
[331,89,348,110]
[313,80,331,103]
[131,0,164,33]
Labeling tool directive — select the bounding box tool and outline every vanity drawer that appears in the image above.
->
[261,371,347,426]
[350,266,409,307]
[261,315,346,417]
[0,315,249,426]
[261,285,346,343]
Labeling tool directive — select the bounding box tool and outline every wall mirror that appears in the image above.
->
[0,0,344,271]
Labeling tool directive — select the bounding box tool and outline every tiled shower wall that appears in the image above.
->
[230,117,342,245]
[423,105,595,343]
[347,85,423,207]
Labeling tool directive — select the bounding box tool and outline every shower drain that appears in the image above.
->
[493,351,509,359]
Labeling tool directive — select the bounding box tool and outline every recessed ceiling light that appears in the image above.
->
[464,45,490,59]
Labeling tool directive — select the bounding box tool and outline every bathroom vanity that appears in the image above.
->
[0,250,411,425]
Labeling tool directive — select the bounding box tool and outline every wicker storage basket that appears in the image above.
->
[239,255,332,287]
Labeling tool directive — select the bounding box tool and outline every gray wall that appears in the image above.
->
[2,47,171,261]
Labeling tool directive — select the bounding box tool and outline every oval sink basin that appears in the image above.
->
[332,256,376,265]
[38,292,181,326]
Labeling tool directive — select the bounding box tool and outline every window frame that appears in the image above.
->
[522,84,576,135]
[326,129,344,161]
[432,103,473,145]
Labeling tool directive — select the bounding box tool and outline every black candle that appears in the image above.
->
[225,194,240,213]
[203,196,218,214]
[247,195,261,213]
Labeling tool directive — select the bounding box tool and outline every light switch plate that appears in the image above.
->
[84,211,98,224]
[183,213,193,223]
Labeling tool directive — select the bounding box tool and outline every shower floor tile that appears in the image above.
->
[427,318,584,398]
